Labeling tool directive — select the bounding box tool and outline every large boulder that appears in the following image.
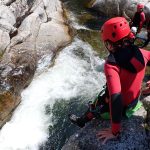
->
[62,104,150,149]
[87,0,150,20]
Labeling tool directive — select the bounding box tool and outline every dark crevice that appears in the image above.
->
[14,11,33,28]
[5,0,16,6]
[9,30,18,39]
[27,0,36,8]
[14,0,37,29]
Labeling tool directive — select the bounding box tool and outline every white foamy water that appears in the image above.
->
[0,38,105,150]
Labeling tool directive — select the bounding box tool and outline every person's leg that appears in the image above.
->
[69,90,110,127]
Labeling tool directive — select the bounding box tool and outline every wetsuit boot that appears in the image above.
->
[68,111,94,128]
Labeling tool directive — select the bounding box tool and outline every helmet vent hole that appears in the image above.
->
[112,32,116,38]
[114,25,117,29]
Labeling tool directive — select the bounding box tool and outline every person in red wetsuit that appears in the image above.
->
[98,17,150,143]
[130,3,145,33]
[69,17,150,144]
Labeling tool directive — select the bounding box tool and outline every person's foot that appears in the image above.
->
[68,114,85,128]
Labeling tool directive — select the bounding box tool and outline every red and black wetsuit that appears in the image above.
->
[131,11,145,31]
[104,45,150,135]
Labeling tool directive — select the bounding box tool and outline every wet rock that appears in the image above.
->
[142,95,150,110]
[0,48,37,128]
[142,95,150,146]
[62,106,150,150]
[0,90,20,128]
[8,50,37,92]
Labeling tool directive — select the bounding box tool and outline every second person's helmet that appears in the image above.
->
[137,4,144,10]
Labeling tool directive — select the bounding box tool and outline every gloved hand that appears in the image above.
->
[141,81,150,95]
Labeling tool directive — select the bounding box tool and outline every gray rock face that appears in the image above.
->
[62,105,150,150]
[89,0,150,19]
[0,0,71,128]
[0,30,10,54]
[142,95,150,110]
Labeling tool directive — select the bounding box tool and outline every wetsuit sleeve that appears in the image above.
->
[138,12,145,32]
[104,62,123,135]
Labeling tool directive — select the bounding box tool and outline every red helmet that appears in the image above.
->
[101,17,130,43]
[137,4,144,9]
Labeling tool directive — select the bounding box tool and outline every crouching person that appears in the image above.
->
[69,17,150,144]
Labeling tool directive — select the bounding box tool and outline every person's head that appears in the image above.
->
[101,17,131,52]
[137,4,144,12]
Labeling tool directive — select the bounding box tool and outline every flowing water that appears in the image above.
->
[0,0,107,149]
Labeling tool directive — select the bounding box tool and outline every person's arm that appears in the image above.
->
[104,63,123,135]
[137,12,145,33]
[97,63,123,144]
